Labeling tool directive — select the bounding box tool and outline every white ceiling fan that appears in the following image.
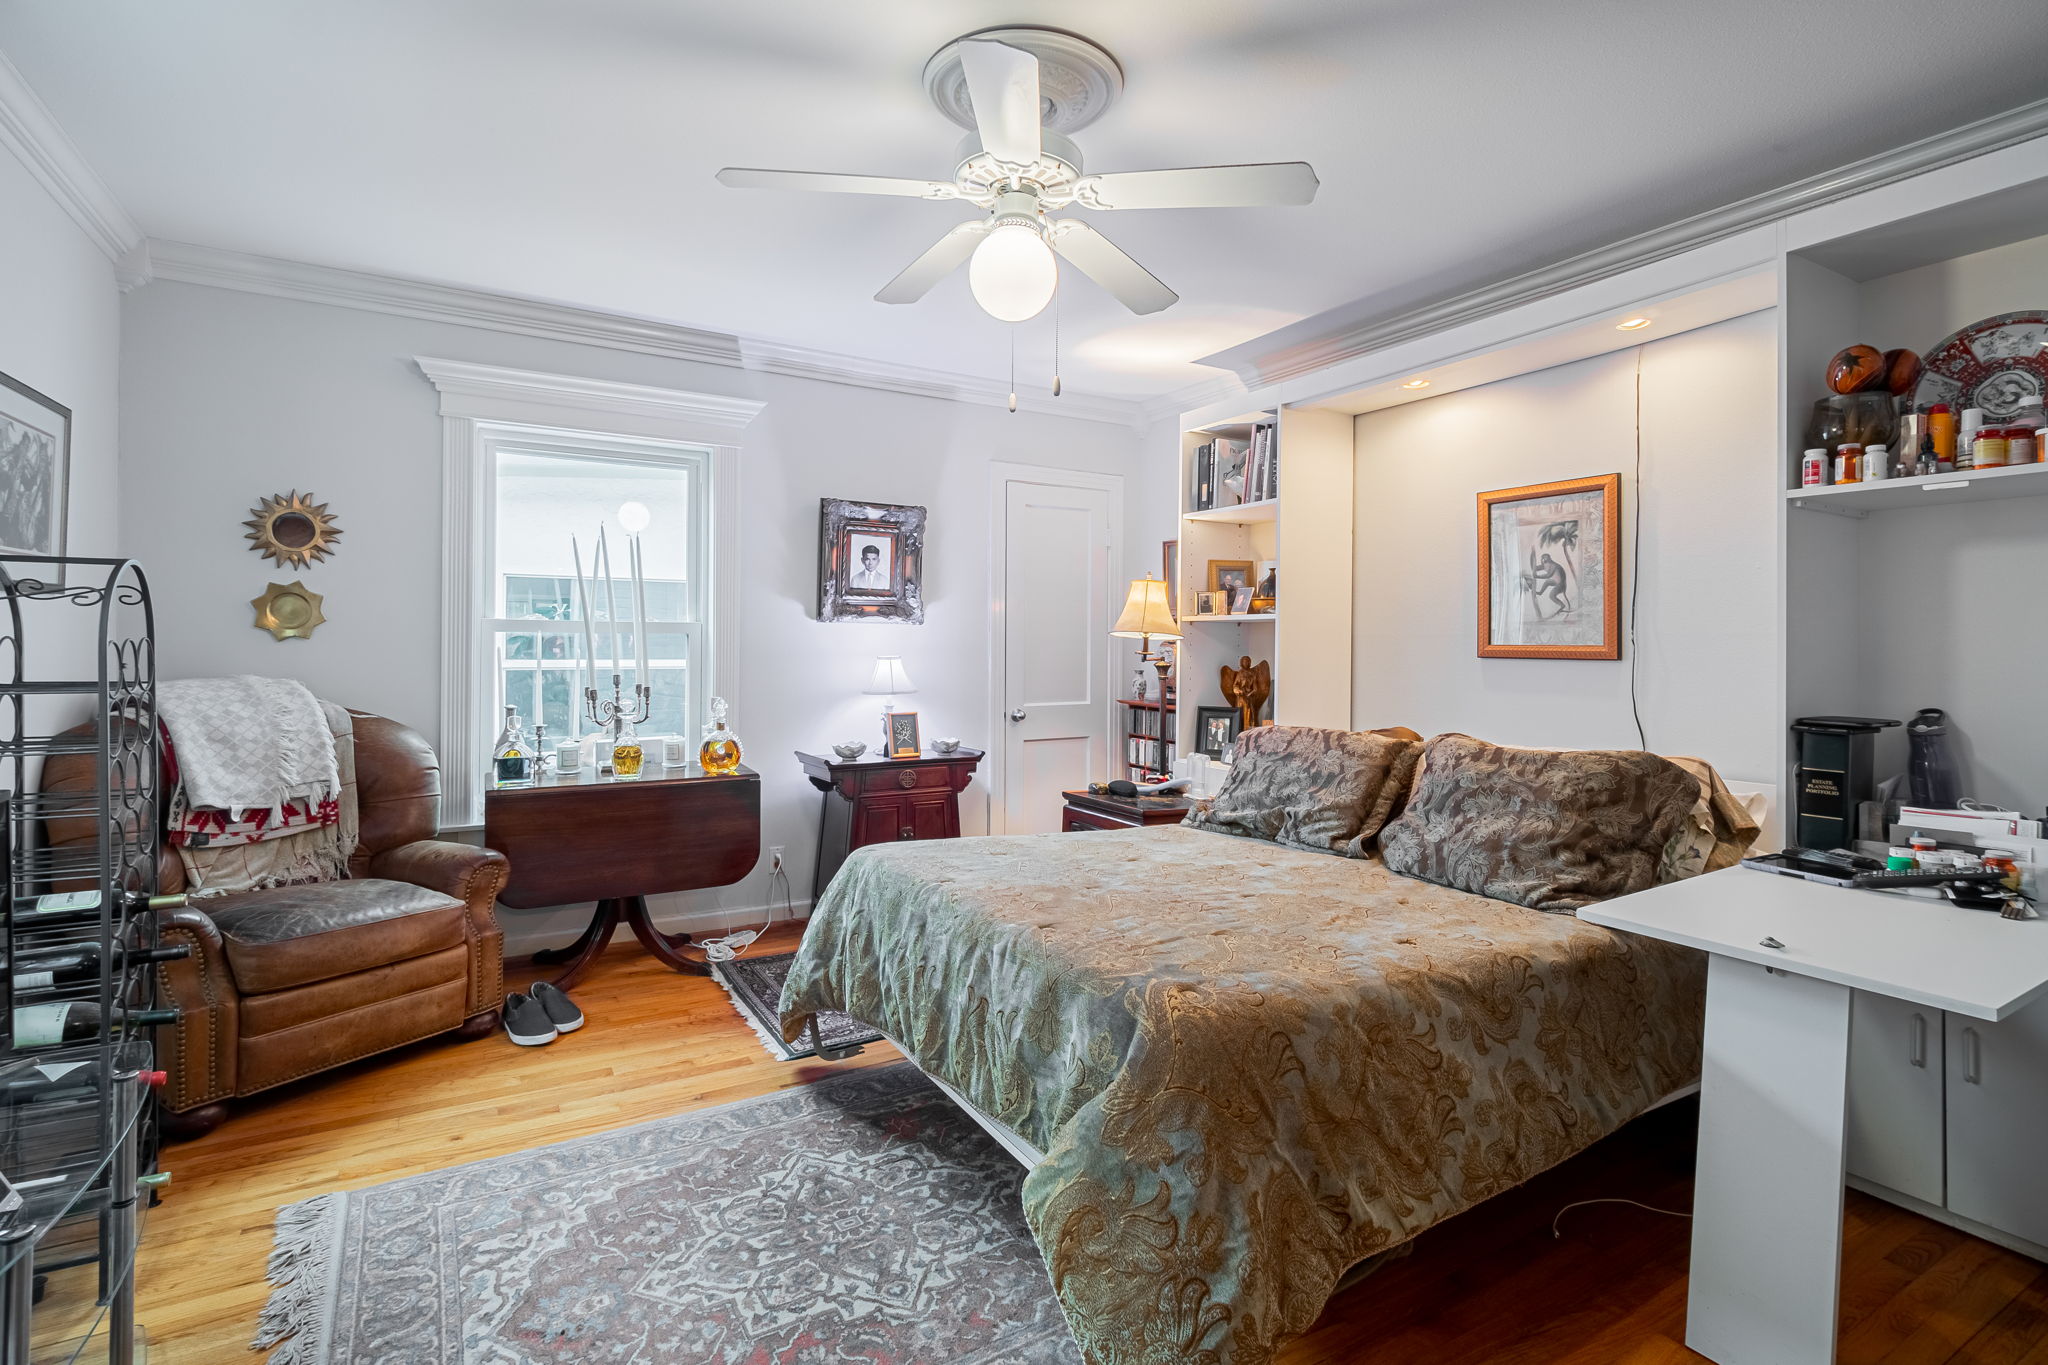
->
[716,27,1319,322]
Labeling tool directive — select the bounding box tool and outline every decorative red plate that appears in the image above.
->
[1912,310,2048,420]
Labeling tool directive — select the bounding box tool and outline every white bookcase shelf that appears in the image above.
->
[1787,460,2048,515]
[1183,498,1279,524]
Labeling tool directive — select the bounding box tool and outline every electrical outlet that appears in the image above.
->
[768,846,785,875]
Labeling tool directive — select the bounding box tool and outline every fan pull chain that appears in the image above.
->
[1052,300,1062,397]
[1008,328,1018,413]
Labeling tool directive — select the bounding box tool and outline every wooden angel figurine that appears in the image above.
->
[1220,655,1272,736]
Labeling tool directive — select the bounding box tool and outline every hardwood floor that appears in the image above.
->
[138,926,2047,1364]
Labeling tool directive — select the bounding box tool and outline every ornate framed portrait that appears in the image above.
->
[1476,473,1621,660]
[819,498,925,623]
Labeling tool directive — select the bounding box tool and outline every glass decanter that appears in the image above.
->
[611,719,645,777]
[699,696,743,775]
[491,704,533,787]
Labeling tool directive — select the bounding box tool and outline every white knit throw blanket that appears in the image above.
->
[157,676,340,820]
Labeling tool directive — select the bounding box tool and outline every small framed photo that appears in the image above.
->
[1193,590,1222,617]
[1477,473,1621,659]
[1251,560,1277,613]
[1195,705,1242,762]
[1206,559,1253,595]
[886,710,922,759]
[1228,587,1253,614]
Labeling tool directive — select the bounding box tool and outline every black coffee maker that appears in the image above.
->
[1790,716,1899,850]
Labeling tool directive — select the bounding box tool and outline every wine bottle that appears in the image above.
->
[12,1002,180,1048]
[9,889,187,927]
[0,1060,167,1102]
[7,942,193,991]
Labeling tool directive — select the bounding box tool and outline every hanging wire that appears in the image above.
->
[1009,328,1018,413]
[1052,298,1063,397]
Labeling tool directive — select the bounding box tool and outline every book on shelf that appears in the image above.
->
[1190,426,1279,512]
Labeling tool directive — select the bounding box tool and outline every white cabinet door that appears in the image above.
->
[1845,990,1944,1206]
[1946,998,2048,1248]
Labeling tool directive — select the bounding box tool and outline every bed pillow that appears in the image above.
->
[1378,733,1700,910]
[1182,724,1421,857]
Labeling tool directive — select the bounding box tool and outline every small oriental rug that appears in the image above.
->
[713,949,883,1061]
[256,1063,1081,1364]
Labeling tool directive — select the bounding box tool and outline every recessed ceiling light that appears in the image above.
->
[1616,316,1653,331]
[1401,378,1431,389]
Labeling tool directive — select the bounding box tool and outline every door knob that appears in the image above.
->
[1009,708,1026,722]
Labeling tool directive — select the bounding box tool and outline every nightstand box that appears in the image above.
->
[798,747,985,897]
[1061,789,1195,832]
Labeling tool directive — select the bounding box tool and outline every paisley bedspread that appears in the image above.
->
[779,825,1705,1365]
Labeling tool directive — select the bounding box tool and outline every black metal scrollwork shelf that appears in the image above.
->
[0,557,175,1365]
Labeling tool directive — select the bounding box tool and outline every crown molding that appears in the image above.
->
[141,239,747,368]
[132,238,1155,425]
[735,336,1144,425]
[414,356,765,430]
[1134,375,1248,428]
[0,49,141,262]
[1202,96,2048,389]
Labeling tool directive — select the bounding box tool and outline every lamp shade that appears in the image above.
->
[1110,577,1181,640]
[863,655,916,695]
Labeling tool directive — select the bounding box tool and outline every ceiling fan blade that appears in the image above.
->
[1073,162,1320,211]
[875,221,991,304]
[1047,220,1177,315]
[958,39,1042,165]
[717,167,960,200]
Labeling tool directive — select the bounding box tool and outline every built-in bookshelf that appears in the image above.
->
[1170,404,1353,763]
[1119,698,1174,780]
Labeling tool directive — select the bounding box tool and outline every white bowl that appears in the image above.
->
[931,737,961,753]
[832,741,868,760]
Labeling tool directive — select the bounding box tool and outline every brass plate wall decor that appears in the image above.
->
[245,490,341,568]
[252,582,327,641]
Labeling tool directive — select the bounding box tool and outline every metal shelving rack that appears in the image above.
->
[0,557,173,1365]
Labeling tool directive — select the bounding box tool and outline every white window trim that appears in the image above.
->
[418,357,760,826]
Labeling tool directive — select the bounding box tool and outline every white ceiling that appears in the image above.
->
[4,0,2047,405]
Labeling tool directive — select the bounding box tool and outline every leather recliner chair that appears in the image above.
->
[44,710,507,1138]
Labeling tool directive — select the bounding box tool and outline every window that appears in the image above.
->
[420,355,759,826]
[484,436,711,765]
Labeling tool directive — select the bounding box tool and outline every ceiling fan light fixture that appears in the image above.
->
[968,222,1058,322]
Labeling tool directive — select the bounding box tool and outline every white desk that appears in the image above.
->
[1580,866,2048,1365]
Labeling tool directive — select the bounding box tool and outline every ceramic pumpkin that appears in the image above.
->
[1827,344,1887,394]
[1882,347,1924,395]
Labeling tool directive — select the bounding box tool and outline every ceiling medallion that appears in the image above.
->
[251,582,327,641]
[244,490,342,568]
[921,27,1124,135]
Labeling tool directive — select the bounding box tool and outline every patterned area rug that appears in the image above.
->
[257,1063,1081,1364]
[713,950,883,1061]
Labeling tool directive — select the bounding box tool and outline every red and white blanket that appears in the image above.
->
[156,677,358,892]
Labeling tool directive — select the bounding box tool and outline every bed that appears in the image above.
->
[779,733,1758,1365]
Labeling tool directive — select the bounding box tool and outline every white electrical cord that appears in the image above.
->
[1551,1197,1691,1240]
[696,860,796,963]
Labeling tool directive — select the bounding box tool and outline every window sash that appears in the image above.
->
[477,432,714,782]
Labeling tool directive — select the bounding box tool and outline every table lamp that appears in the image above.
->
[863,655,916,750]
[1111,577,1181,699]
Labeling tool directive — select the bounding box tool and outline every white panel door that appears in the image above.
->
[998,476,1113,834]
[1845,989,1945,1206]
[1945,997,2048,1249]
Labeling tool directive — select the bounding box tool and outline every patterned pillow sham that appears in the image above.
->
[1183,724,1422,857]
[1379,733,1700,910]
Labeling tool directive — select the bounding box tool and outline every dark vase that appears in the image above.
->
[1906,708,1960,808]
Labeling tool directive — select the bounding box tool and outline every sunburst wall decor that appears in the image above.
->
[244,491,341,568]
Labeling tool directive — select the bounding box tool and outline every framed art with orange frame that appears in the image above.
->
[1476,473,1621,660]
[886,710,923,758]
